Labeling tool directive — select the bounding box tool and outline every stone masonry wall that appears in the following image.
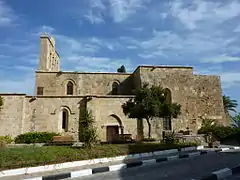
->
[138,66,226,134]
[86,96,140,141]
[24,96,83,140]
[35,72,133,96]
[0,94,25,137]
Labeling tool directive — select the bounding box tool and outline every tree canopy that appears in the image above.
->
[223,95,238,114]
[122,83,181,139]
[117,65,126,73]
[232,113,240,128]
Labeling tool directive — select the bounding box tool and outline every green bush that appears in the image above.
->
[162,131,179,144]
[198,121,240,142]
[0,136,14,144]
[14,132,59,144]
[79,109,97,148]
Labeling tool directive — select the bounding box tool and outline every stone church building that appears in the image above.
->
[0,34,227,142]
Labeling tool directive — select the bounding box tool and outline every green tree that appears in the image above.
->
[122,83,181,139]
[232,113,240,128]
[223,95,238,119]
[117,65,126,73]
[79,109,97,148]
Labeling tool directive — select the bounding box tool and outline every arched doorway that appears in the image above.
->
[106,114,123,143]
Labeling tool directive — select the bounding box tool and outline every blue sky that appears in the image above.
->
[0,0,240,111]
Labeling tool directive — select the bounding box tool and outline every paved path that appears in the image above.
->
[68,151,240,180]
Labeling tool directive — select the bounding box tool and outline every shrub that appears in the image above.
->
[0,136,14,144]
[198,119,240,143]
[14,132,59,144]
[79,109,97,148]
[162,131,179,144]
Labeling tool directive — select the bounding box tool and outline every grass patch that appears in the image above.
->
[0,142,197,170]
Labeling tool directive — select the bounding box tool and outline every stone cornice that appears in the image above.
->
[26,95,135,98]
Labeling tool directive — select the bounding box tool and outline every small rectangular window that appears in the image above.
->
[163,117,172,131]
[37,87,44,95]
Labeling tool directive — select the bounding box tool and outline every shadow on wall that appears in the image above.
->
[106,76,134,95]
[78,98,87,142]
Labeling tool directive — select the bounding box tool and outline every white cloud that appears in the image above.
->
[202,55,240,63]
[55,35,100,55]
[0,0,16,26]
[109,0,146,23]
[84,10,105,24]
[170,0,240,30]
[89,0,106,10]
[29,25,56,37]
[84,0,149,23]
[66,55,133,72]
[220,72,240,89]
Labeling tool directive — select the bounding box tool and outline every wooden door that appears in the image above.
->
[106,126,119,143]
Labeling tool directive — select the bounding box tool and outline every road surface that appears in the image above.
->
[67,151,240,180]
[226,173,240,180]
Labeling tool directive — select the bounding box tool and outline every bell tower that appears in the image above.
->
[38,33,60,72]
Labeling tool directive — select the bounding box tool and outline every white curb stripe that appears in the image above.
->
[197,146,204,150]
[167,155,179,161]
[233,146,240,149]
[0,168,26,177]
[71,169,92,178]
[221,148,230,151]
[181,146,196,152]
[212,168,232,179]
[141,152,152,158]
[153,149,178,156]
[109,164,127,172]
[24,177,42,180]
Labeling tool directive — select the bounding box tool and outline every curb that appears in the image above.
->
[24,150,214,180]
[1,145,238,179]
[0,145,204,178]
[201,165,240,180]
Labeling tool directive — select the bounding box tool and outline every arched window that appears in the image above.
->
[163,88,172,104]
[62,109,69,132]
[67,81,74,95]
[112,82,119,95]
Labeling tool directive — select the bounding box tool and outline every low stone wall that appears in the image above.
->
[176,134,207,146]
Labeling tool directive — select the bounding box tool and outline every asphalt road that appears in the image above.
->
[67,151,240,180]
[225,173,240,180]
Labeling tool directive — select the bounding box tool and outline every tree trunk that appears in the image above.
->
[146,118,151,139]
